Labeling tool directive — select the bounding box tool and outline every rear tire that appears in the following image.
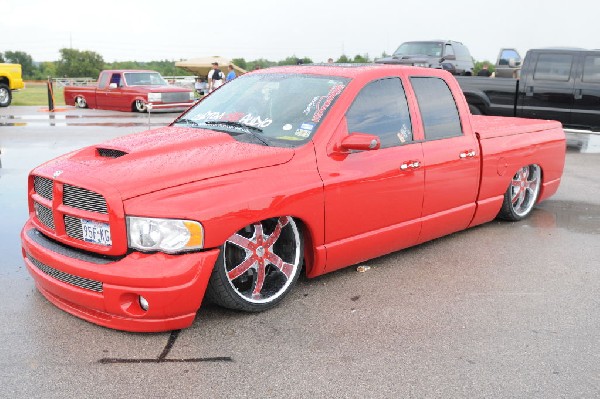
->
[0,84,12,107]
[75,96,87,108]
[497,164,541,221]
[205,216,304,312]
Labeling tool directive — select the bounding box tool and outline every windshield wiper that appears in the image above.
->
[204,121,269,146]
[173,118,199,126]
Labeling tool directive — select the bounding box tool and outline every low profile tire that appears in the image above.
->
[469,104,482,115]
[0,84,12,107]
[134,99,147,113]
[205,216,304,312]
[497,164,541,221]
[75,96,87,108]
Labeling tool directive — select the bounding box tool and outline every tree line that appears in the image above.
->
[0,48,379,80]
[1,48,493,78]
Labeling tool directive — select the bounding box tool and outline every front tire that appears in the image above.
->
[0,84,12,107]
[497,164,541,221]
[134,99,147,113]
[205,216,304,312]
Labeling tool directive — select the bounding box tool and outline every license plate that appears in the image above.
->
[80,219,112,246]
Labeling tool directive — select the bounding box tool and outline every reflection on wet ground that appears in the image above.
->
[0,112,173,127]
[529,201,600,235]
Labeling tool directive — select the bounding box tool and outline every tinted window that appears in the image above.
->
[410,77,463,140]
[445,44,455,57]
[499,49,521,66]
[533,54,573,81]
[346,78,412,148]
[583,56,600,83]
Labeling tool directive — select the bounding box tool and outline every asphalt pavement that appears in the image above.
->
[0,106,598,398]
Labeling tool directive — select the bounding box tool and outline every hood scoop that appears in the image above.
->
[97,148,128,158]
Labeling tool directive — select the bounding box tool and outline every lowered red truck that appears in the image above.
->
[63,69,196,112]
[23,65,565,332]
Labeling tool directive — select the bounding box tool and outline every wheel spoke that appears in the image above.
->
[227,256,257,281]
[511,186,522,204]
[252,261,266,298]
[515,189,526,210]
[264,217,289,249]
[266,252,294,279]
[227,233,255,252]
[254,223,264,244]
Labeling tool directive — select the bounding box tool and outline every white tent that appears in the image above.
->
[175,56,247,77]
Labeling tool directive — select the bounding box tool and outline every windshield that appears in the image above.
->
[393,42,443,57]
[173,73,350,147]
[124,72,168,86]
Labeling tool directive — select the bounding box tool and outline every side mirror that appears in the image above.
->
[508,58,521,68]
[442,54,456,61]
[109,83,118,89]
[339,133,380,152]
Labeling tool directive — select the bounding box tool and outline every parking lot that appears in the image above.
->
[1,106,599,398]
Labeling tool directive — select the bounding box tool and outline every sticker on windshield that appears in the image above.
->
[195,111,273,128]
[283,124,293,131]
[295,129,311,138]
[300,122,315,131]
[311,84,346,123]
[277,135,304,141]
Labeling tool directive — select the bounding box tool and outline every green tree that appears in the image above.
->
[277,55,313,66]
[56,48,104,78]
[0,52,4,63]
[232,58,247,70]
[335,54,351,63]
[4,50,35,78]
[352,54,370,63]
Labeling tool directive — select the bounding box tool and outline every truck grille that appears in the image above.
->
[161,92,191,103]
[34,176,53,200]
[63,184,108,214]
[34,202,55,230]
[64,215,84,240]
[27,253,103,293]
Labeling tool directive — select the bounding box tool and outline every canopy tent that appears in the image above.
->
[175,56,247,77]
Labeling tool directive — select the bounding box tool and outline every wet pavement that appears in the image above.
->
[0,106,599,398]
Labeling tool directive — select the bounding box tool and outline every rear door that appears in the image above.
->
[518,52,576,124]
[572,52,600,131]
[409,76,480,244]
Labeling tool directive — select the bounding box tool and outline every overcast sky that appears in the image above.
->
[2,0,598,64]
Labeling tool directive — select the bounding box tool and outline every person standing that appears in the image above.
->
[478,62,492,77]
[208,62,224,92]
[226,65,236,82]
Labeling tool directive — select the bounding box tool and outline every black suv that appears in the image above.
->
[375,40,474,75]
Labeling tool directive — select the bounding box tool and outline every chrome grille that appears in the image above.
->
[27,254,103,292]
[34,176,53,200]
[63,184,108,214]
[34,202,55,230]
[97,148,127,158]
[64,215,84,240]
[161,92,191,103]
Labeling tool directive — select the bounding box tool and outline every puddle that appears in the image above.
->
[526,200,600,235]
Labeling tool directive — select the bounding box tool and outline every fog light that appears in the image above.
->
[139,296,149,311]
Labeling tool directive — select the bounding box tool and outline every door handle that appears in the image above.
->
[400,161,421,170]
[526,86,534,97]
[574,89,583,100]
[459,150,477,159]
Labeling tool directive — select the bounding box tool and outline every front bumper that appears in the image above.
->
[21,219,219,332]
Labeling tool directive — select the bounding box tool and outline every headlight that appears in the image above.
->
[126,216,204,253]
[148,93,162,102]
[189,91,196,100]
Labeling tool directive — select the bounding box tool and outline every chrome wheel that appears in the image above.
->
[75,96,87,108]
[510,165,541,217]
[498,164,541,221]
[0,84,11,107]
[134,99,146,112]
[206,216,303,311]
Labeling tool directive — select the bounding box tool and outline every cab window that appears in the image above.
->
[346,78,412,148]
[583,56,600,83]
[410,77,463,140]
[533,54,573,81]
[98,73,110,89]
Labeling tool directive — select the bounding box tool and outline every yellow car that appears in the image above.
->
[0,63,25,107]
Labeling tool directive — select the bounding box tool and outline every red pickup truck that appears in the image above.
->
[22,65,565,332]
[63,69,196,112]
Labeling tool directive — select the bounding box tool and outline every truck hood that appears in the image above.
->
[36,127,295,199]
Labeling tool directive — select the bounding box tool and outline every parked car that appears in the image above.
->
[63,69,196,112]
[22,64,565,332]
[375,40,474,75]
[0,63,25,107]
[457,48,600,151]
